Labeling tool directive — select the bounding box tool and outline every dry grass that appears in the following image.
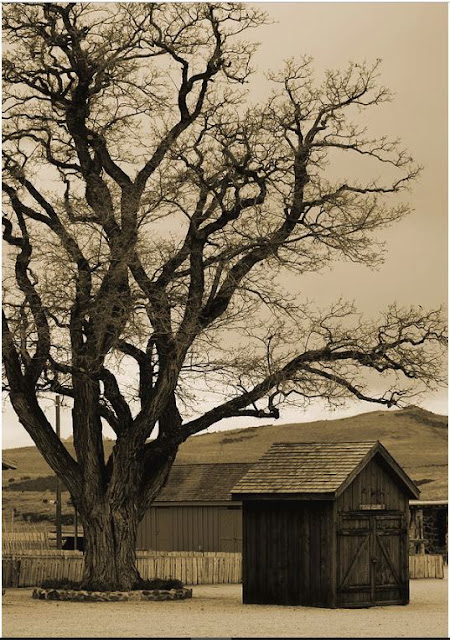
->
[2,489,73,531]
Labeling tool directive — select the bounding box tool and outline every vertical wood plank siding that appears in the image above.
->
[337,457,407,514]
[239,448,417,608]
[242,501,334,606]
[137,505,242,552]
[336,456,410,607]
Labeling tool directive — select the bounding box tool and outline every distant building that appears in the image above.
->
[136,458,448,562]
[409,499,448,557]
[2,459,17,470]
[137,463,251,552]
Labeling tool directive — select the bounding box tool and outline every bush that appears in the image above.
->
[7,475,67,492]
[22,512,52,523]
[134,577,184,590]
[61,514,74,525]
[41,578,81,590]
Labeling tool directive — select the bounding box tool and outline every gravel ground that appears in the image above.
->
[2,577,447,638]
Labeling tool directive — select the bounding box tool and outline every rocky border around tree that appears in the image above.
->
[32,586,192,602]
[32,578,192,601]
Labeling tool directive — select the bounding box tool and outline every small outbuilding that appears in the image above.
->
[409,499,448,557]
[2,459,17,471]
[231,441,420,608]
[137,463,251,552]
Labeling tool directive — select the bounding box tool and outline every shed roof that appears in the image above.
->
[231,441,420,499]
[2,458,17,470]
[156,462,251,502]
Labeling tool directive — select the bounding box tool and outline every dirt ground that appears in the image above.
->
[2,577,447,638]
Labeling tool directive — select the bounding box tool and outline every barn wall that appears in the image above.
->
[242,500,334,606]
[409,505,448,556]
[137,505,242,552]
[422,506,448,556]
[336,455,409,514]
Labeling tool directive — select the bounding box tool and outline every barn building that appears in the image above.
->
[409,499,448,558]
[231,441,420,608]
[2,459,17,470]
[136,463,250,552]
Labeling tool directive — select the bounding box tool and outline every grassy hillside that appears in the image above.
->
[3,407,447,527]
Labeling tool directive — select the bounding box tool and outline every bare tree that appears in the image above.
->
[2,3,446,590]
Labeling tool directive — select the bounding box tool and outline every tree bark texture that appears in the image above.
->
[74,436,177,591]
[79,501,140,591]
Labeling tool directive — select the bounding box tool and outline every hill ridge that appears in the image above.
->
[3,407,447,501]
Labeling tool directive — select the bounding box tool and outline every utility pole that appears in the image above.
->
[74,506,78,551]
[55,395,62,550]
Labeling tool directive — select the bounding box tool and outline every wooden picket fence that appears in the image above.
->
[3,550,442,587]
[136,551,242,585]
[2,550,242,587]
[2,531,51,554]
[409,554,445,579]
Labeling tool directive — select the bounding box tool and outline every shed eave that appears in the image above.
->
[409,499,448,506]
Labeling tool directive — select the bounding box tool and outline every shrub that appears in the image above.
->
[41,578,81,590]
[61,514,74,525]
[22,512,52,523]
[135,577,184,590]
[7,475,67,492]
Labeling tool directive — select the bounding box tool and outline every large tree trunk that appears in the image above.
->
[79,500,140,591]
[76,440,178,592]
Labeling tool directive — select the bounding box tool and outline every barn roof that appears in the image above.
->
[2,458,17,470]
[410,499,448,507]
[155,462,252,502]
[231,441,420,499]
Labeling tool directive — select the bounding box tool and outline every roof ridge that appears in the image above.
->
[172,461,252,467]
[270,440,378,445]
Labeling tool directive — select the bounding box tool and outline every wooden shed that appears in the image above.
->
[2,459,17,470]
[137,463,250,552]
[231,441,420,608]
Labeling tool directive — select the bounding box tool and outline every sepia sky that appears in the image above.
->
[251,2,447,313]
[2,2,448,449]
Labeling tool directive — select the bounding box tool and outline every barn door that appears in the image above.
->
[373,514,408,605]
[155,508,173,551]
[338,514,408,607]
[337,515,372,607]
[218,508,242,552]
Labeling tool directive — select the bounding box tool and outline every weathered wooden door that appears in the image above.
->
[155,507,173,551]
[218,508,242,552]
[337,513,408,607]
